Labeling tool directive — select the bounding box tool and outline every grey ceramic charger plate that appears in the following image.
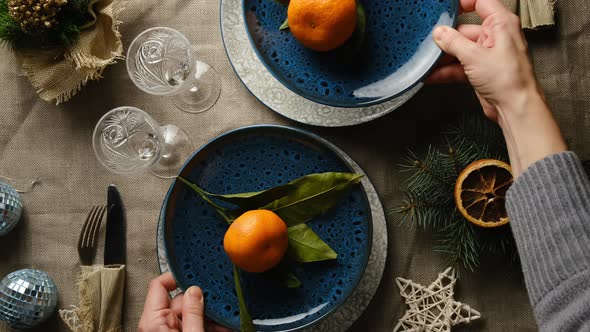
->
[220,0,422,127]
[156,126,387,331]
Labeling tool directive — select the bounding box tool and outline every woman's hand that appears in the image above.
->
[138,272,232,332]
[428,0,566,176]
[429,0,536,121]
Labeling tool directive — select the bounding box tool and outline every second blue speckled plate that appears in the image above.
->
[162,125,372,331]
[243,0,457,108]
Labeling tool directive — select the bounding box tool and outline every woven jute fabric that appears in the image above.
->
[0,0,586,331]
[459,0,556,28]
[14,0,125,104]
[59,265,125,332]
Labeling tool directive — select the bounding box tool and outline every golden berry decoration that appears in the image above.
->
[8,0,68,33]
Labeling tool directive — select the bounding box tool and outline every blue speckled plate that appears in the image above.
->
[162,125,372,331]
[243,0,457,108]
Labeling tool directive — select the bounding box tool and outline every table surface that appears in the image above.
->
[1,1,589,331]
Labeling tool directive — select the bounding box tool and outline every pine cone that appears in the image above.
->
[8,0,69,33]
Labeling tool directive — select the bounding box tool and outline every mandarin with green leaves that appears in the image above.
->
[223,209,289,273]
[287,0,357,51]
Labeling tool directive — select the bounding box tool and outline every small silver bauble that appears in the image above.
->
[0,269,58,329]
[0,181,22,236]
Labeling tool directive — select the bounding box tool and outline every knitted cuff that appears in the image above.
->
[506,151,590,304]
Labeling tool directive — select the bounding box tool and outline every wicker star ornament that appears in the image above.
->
[394,268,481,332]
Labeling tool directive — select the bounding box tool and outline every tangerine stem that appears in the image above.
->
[233,265,255,332]
[177,176,232,224]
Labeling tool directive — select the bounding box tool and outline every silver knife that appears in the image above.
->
[105,184,126,265]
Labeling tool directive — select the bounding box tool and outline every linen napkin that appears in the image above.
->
[59,265,125,332]
[15,0,125,104]
[459,0,556,29]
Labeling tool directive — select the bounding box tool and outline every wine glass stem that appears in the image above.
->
[189,83,200,93]
[172,59,221,114]
[186,59,206,93]
[148,125,195,179]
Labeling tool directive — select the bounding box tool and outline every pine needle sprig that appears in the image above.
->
[0,0,23,45]
[441,140,463,177]
[445,113,508,161]
[399,148,448,186]
[391,191,451,231]
[390,112,516,273]
[0,0,91,48]
[392,112,590,272]
[435,214,480,273]
[478,225,518,260]
[399,147,453,206]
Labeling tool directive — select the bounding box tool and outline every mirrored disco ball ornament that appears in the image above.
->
[0,181,22,236]
[0,269,58,329]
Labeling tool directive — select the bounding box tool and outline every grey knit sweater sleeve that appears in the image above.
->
[506,151,590,331]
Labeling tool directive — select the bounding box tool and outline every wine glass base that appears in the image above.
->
[148,125,195,179]
[173,61,221,114]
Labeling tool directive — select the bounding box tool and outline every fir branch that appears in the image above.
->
[435,214,480,272]
[0,0,24,46]
[478,225,518,262]
[0,0,90,48]
[392,111,516,272]
[399,147,453,206]
[445,113,508,161]
[56,20,80,46]
[438,138,483,183]
[389,191,451,231]
[399,148,446,185]
[443,140,462,177]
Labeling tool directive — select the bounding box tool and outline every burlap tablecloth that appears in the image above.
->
[0,1,588,331]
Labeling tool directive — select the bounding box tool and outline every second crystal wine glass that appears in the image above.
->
[126,27,221,113]
[92,106,195,178]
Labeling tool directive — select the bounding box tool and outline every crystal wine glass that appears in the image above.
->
[126,27,221,113]
[92,106,195,178]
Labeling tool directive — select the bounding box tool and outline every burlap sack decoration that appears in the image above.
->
[16,0,125,104]
[519,0,556,29]
[459,0,556,29]
[59,265,125,332]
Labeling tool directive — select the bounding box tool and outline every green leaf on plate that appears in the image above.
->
[261,172,364,226]
[177,177,232,224]
[279,18,289,30]
[287,223,338,262]
[197,183,296,213]
[267,261,302,288]
[350,2,367,52]
[178,172,363,227]
[233,265,255,332]
[336,1,367,57]
[284,272,301,288]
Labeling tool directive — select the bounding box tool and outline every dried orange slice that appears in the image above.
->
[454,159,513,228]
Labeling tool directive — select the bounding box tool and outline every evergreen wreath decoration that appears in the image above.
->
[0,0,92,48]
[390,112,518,272]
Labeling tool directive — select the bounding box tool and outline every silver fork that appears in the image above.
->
[77,205,107,266]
